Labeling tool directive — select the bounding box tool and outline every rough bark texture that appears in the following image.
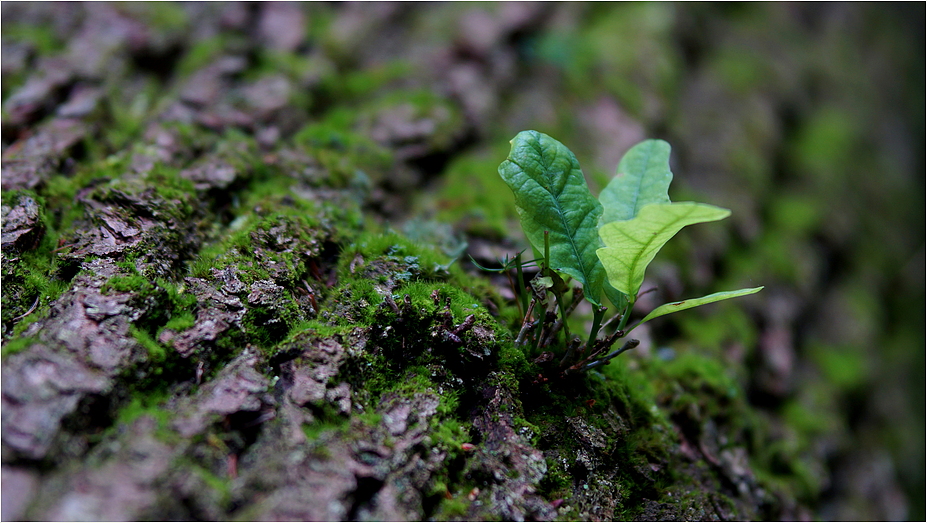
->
[2,3,924,521]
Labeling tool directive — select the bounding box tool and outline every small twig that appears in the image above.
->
[531,307,549,352]
[566,331,629,373]
[579,339,640,372]
[515,298,537,346]
[557,336,583,368]
[599,310,623,333]
[11,295,40,322]
[551,282,570,346]
[599,328,625,352]
[566,339,610,372]
[542,286,584,348]
[541,318,563,348]
[514,252,529,318]
[564,287,584,317]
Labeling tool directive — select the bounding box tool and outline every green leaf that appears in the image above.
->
[603,280,629,311]
[597,202,731,297]
[499,130,605,305]
[637,287,765,326]
[599,139,672,225]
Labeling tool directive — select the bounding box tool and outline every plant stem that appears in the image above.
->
[552,283,570,345]
[515,297,537,346]
[504,267,521,319]
[531,305,547,351]
[559,334,580,368]
[514,251,528,316]
[616,298,635,333]
[542,231,550,276]
[585,305,607,352]
[580,339,640,372]
[532,230,552,352]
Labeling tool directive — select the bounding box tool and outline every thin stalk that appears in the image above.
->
[585,305,607,352]
[532,230,552,352]
[504,267,521,319]
[542,318,562,348]
[514,252,528,316]
[616,297,636,333]
[559,334,580,368]
[566,287,584,317]
[552,284,570,345]
[515,298,537,346]
[599,308,622,333]
[580,339,640,371]
[531,305,547,351]
[543,231,550,277]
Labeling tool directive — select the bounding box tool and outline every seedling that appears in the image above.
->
[493,130,762,374]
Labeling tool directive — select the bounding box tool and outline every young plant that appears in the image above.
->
[495,130,762,374]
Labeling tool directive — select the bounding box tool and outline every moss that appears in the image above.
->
[175,34,246,78]
[114,394,173,430]
[102,272,156,295]
[325,278,384,327]
[430,491,471,519]
[126,5,187,34]
[189,176,350,294]
[1,191,74,340]
[429,145,522,240]
[428,417,471,452]
[130,325,167,363]
[363,88,466,150]
[0,23,66,56]
[2,250,71,339]
[162,310,196,333]
[139,166,198,214]
[241,295,304,352]
[291,108,396,188]
[283,319,355,341]
[302,417,349,443]
[315,60,412,101]
[43,163,115,231]
[1,336,39,358]
[539,455,573,500]
[338,231,485,292]
[497,342,530,378]
[402,281,485,323]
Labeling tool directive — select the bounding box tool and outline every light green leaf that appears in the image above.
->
[498,130,605,305]
[637,287,765,326]
[599,139,672,225]
[603,280,629,311]
[597,202,731,297]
